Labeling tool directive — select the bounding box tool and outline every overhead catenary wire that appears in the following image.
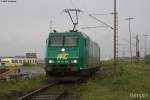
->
[68,0,115,32]
[81,25,109,29]
[68,0,119,80]
[69,0,79,9]
[88,14,114,30]
[121,38,148,56]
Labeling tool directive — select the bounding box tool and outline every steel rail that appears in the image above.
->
[17,81,58,100]
[32,91,68,100]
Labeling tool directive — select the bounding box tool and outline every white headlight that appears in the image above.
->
[73,60,77,63]
[61,48,65,52]
[49,60,53,63]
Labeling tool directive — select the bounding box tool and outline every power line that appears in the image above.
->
[81,26,109,29]
[90,13,110,16]
[69,0,118,80]
[122,37,146,54]
[89,14,114,29]
[69,0,79,9]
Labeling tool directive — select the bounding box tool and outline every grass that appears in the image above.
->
[0,61,149,100]
[22,63,35,67]
[41,61,150,100]
[0,75,46,100]
[79,62,150,100]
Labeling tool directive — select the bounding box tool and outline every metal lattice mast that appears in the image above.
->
[50,20,52,32]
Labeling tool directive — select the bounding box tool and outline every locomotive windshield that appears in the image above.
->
[64,36,77,47]
[50,36,63,47]
[49,36,77,47]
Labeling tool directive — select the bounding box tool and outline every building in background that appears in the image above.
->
[37,59,44,64]
[0,53,37,66]
[26,53,37,58]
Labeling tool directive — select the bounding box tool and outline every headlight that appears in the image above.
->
[49,60,54,63]
[61,48,65,52]
[71,60,77,63]
[73,60,77,63]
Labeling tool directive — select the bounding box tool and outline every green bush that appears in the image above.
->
[23,63,34,67]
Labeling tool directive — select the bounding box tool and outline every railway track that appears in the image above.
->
[31,91,68,100]
[17,78,81,100]
[16,81,69,100]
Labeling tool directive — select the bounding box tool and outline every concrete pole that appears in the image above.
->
[113,0,117,80]
[143,34,149,57]
[125,17,134,63]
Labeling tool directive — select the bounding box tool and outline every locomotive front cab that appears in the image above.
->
[45,32,82,76]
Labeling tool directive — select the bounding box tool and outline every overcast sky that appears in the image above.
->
[0,0,150,59]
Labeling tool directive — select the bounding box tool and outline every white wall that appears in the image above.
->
[0,57,37,66]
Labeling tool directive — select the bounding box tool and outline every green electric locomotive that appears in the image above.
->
[45,31,100,80]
